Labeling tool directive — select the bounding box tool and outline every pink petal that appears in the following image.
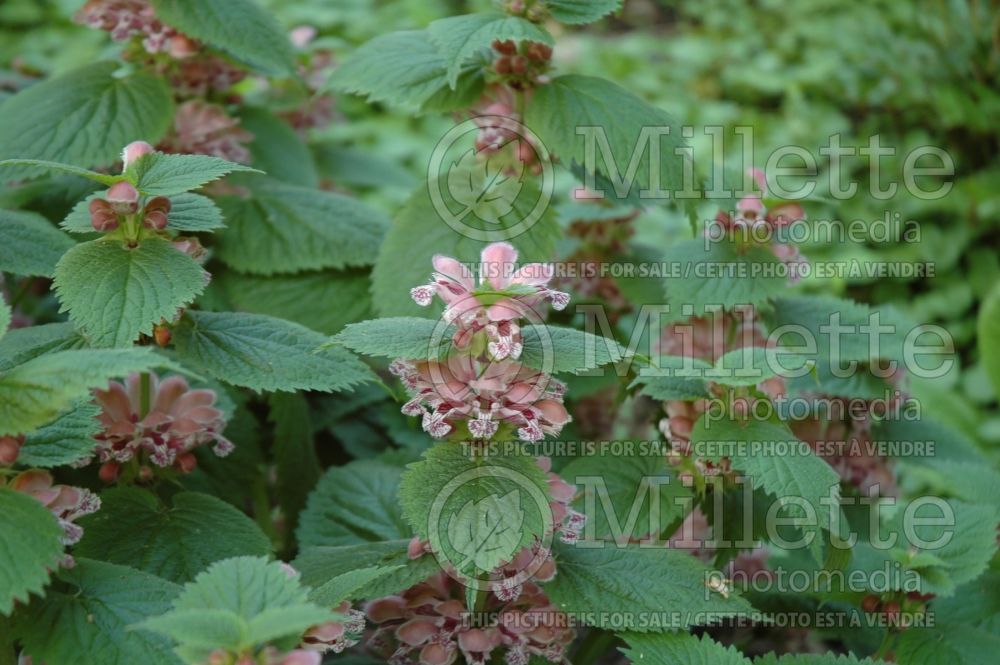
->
[397,618,439,646]
[510,263,552,286]
[534,399,570,426]
[480,242,518,289]
[432,255,474,290]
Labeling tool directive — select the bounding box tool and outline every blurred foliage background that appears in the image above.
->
[2,0,997,445]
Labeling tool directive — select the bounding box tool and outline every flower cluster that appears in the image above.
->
[89,372,234,479]
[4,470,101,567]
[161,100,254,163]
[710,168,808,283]
[657,307,785,476]
[390,356,570,442]
[365,570,574,665]
[400,243,572,443]
[75,0,184,55]
[300,600,367,654]
[411,243,568,361]
[472,88,543,174]
[490,38,552,91]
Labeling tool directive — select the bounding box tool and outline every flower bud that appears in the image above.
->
[89,198,119,231]
[121,141,154,168]
[177,452,197,473]
[510,56,528,74]
[153,324,172,347]
[494,56,512,74]
[142,195,171,230]
[98,461,120,484]
[861,594,880,613]
[167,34,198,59]
[492,39,517,56]
[526,42,552,62]
[0,435,23,465]
[106,181,140,214]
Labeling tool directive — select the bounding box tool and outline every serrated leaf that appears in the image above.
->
[328,30,485,112]
[0,208,76,276]
[18,401,101,467]
[520,324,626,374]
[620,631,750,665]
[75,489,271,584]
[13,559,183,665]
[268,392,319,538]
[754,653,889,665]
[219,269,371,335]
[53,237,207,348]
[632,355,713,401]
[545,0,622,25]
[525,74,687,204]
[126,152,261,196]
[545,543,752,630]
[448,489,526,572]
[138,556,333,661]
[428,12,553,87]
[708,346,813,387]
[563,452,692,541]
[148,0,296,76]
[662,238,786,318]
[978,281,1000,397]
[294,541,443,600]
[372,174,559,318]
[688,415,841,539]
[63,192,225,234]
[0,62,173,181]
[136,609,247,651]
[297,460,410,548]
[0,488,65,615]
[171,310,376,392]
[215,182,387,275]
[447,147,524,224]
[399,442,551,578]
[0,159,122,185]
[0,322,85,372]
[238,106,318,188]
[0,347,176,436]
[308,566,401,607]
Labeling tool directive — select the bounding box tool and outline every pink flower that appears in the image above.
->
[411,242,568,361]
[0,435,23,465]
[91,373,233,474]
[391,356,569,442]
[301,601,367,654]
[160,101,253,163]
[9,470,101,562]
[122,140,154,168]
[365,570,574,665]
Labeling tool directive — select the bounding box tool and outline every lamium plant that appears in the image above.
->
[0,1,997,665]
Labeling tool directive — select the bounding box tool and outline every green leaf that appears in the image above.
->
[662,238,786,318]
[0,159,123,185]
[562,452,692,541]
[0,62,173,180]
[53,237,207,348]
[126,152,261,196]
[215,183,387,275]
[218,269,372,335]
[520,324,626,374]
[75,489,271,584]
[333,317,450,361]
[525,74,687,203]
[754,654,889,665]
[63,192,225,234]
[171,310,376,392]
[0,347,177,436]
[18,401,101,467]
[0,296,8,342]
[328,30,485,112]
[447,147,525,224]
[148,0,296,76]
[708,346,813,387]
[373,177,559,318]
[297,460,410,548]
[238,106,319,188]
[268,392,319,538]
[632,355,713,401]
[308,566,401,607]
[0,208,76,276]
[294,540,443,600]
[0,323,84,372]
[428,12,553,87]
[138,556,332,661]
[13,559,183,665]
[399,442,552,578]
[978,281,1000,397]
[545,0,622,25]
[134,609,247,651]
[0,488,65,616]
[312,143,416,190]
[620,631,750,665]
[688,415,841,536]
[545,543,752,630]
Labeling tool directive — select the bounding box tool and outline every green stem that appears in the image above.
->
[573,629,617,665]
[139,371,151,419]
[873,630,895,660]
